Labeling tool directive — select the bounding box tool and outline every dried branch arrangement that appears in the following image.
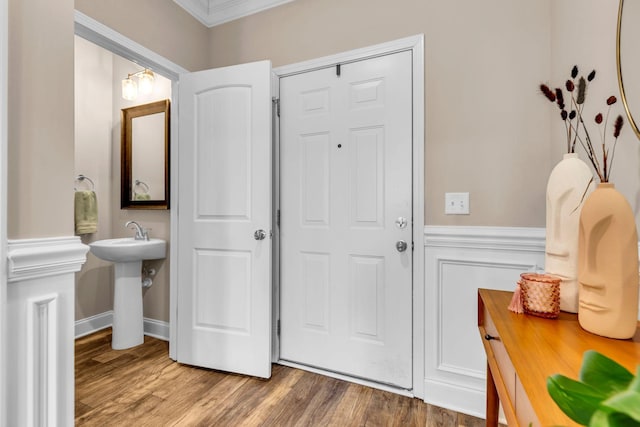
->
[540,66,624,182]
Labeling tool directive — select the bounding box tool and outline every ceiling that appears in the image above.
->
[173,0,296,27]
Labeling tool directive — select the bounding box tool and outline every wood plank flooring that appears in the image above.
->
[75,329,486,426]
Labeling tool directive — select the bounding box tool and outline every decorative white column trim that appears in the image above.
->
[7,237,89,282]
[6,237,82,426]
[27,294,58,427]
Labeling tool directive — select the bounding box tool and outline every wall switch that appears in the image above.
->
[445,192,470,215]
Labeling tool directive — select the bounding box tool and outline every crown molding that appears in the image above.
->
[174,0,296,28]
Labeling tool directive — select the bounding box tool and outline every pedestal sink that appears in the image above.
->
[89,237,166,349]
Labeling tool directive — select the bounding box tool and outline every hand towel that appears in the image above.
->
[134,192,151,201]
[75,190,98,234]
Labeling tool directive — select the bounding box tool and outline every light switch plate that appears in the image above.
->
[445,192,470,215]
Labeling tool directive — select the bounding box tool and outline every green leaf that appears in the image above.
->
[599,368,640,423]
[589,409,640,427]
[589,409,613,427]
[631,367,640,393]
[580,350,634,396]
[547,374,608,425]
[603,390,640,422]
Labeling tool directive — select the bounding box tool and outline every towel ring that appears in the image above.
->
[74,174,95,191]
[134,180,150,194]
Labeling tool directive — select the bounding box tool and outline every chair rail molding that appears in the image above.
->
[8,236,89,282]
[423,225,545,418]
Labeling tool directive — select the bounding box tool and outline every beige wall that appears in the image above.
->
[551,0,640,222]
[110,54,171,322]
[8,0,207,239]
[75,0,210,72]
[207,0,553,227]
[8,0,75,238]
[74,36,114,318]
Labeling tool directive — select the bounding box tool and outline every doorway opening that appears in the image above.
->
[73,10,185,344]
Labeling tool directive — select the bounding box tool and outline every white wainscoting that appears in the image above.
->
[423,226,545,418]
[7,237,88,427]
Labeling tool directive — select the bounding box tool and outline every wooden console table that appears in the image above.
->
[478,288,640,427]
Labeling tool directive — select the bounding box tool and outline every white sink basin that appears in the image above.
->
[89,238,166,263]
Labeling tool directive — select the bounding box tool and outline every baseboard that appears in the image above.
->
[143,317,170,341]
[423,379,507,424]
[75,311,113,338]
[75,312,170,341]
[423,379,484,419]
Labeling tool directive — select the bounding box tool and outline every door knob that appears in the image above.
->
[396,240,408,252]
[254,229,267,240]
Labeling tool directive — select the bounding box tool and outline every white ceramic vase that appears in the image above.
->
[545,153,594,313]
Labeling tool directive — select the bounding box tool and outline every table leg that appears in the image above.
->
[486,362,499,426]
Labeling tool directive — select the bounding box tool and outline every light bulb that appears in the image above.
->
[138,70,155,95]
[122,77,137,100]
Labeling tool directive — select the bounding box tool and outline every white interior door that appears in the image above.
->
[279,51,413,388]
[176,60,272,378]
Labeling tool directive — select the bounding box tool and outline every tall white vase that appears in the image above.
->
[545,153,594,313]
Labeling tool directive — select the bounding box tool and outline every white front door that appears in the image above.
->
[176,60,272,378]
[279,51,413,388]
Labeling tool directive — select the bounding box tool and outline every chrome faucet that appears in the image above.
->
[125,220,149,241]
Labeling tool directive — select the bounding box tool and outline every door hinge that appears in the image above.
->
[276,209,281,227]
[272,97,280,117]
[277,319,281,336]
[412,241,415,251]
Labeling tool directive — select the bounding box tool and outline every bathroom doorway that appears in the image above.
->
[73,30,175,338]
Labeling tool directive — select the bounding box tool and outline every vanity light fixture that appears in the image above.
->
[121,69,155,100]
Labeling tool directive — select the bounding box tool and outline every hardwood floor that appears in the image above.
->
[75,329,486,426]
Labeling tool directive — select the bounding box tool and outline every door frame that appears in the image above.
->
[1,0,7,423]
[73,11,187,359]
[273,34,425,398]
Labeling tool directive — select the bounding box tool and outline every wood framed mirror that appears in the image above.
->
[617,0,640,140]
[121,99,170,209]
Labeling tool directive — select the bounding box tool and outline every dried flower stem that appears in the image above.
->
[540,66,624,182]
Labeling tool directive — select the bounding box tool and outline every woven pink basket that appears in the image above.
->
[519,273,561,319]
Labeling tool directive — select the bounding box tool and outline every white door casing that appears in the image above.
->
[1,0,7,422]
[176,60,272,378]
[279,51,413,389]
